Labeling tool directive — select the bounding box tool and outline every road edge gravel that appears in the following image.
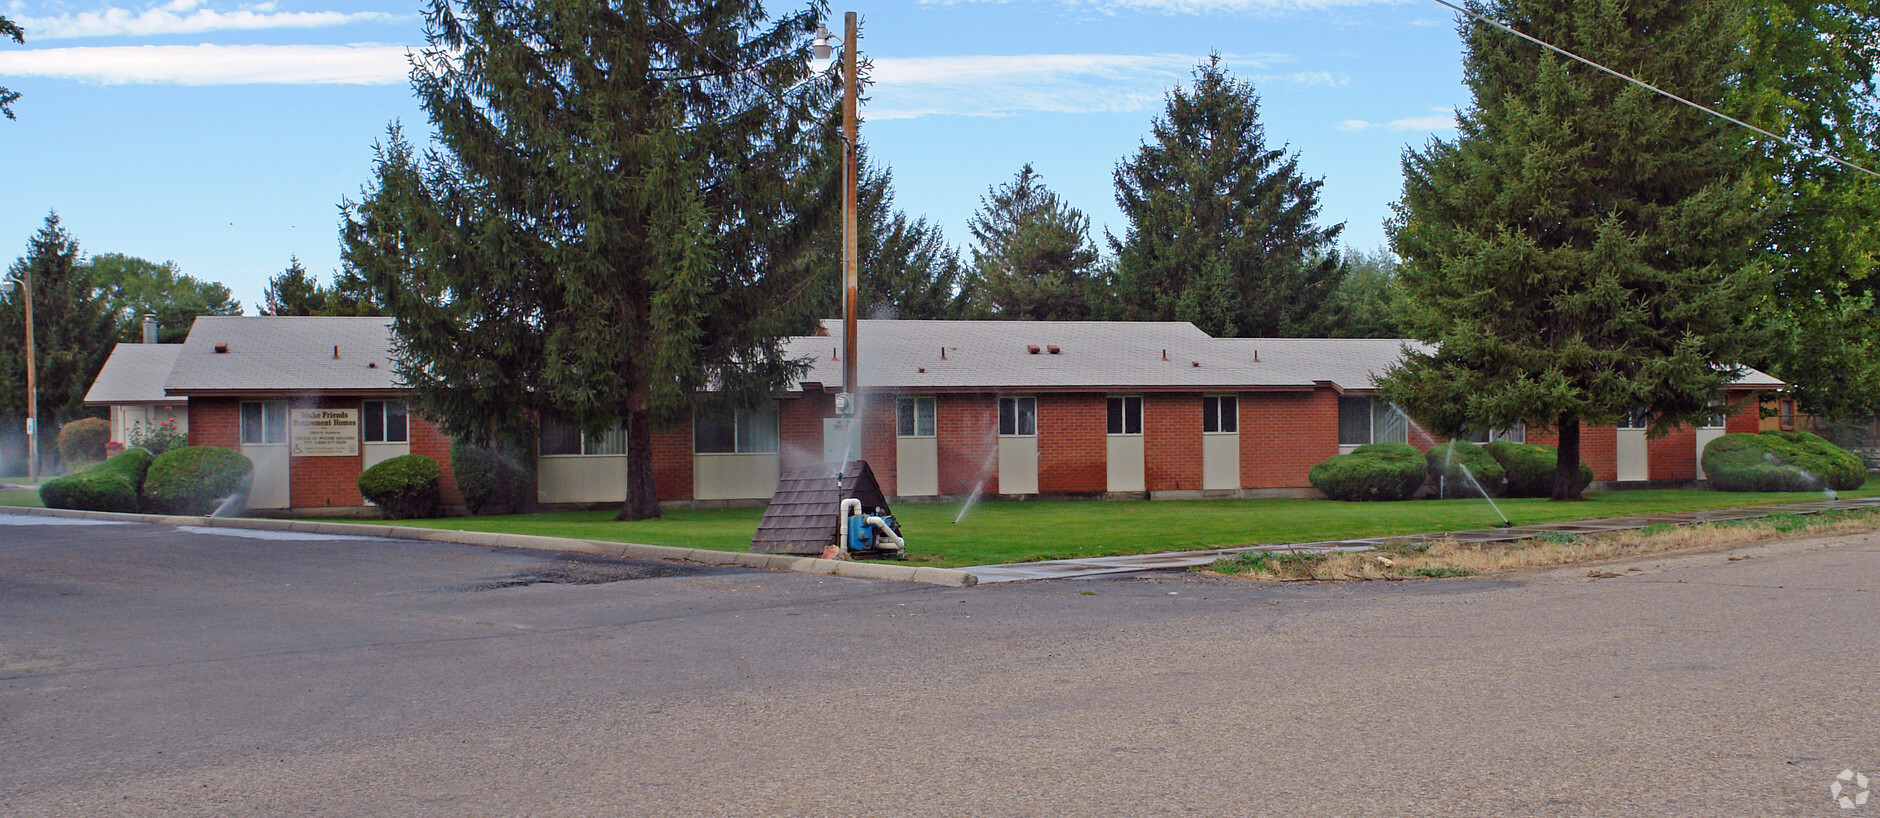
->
[1,506,978,588]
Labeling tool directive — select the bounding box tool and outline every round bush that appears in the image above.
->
[57,417,112,465]
[38,449,157,513]
[40,471,139,512]
[143,446,255,515]
[1309,442,1427,501]
[1701,431,1865,492]
[359,454,442,519]
[1426,440,1505,498]
[450,440,533,515]
[1485,441,1594,498]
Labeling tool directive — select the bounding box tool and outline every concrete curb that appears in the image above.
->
[1,505,978,588]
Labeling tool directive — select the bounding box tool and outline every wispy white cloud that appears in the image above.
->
[870,52,1301,119]
[0,43,410,84]
[17,0,400,39]
[1337,106,1455,132]
[1253,70,1347,88]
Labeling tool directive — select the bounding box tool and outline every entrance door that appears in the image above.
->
[1105,396,1144,491]
[997,396,1038,495]
[1202,396,1240,490]
[240,400,290,509]
[1616,409,1649,482]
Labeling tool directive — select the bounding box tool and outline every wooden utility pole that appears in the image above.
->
[841,10,859,403]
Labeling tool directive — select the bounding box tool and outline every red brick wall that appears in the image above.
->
[937,393,998,495]
[188,398,239,448]
[1038,393,1106,493]
[286,397,364,509]
[651,420,693,501]
[861,398,898,495]
[1242,390,1338,488]
[1648,424,1699,481]
[408,412,463,506]
[1726,392,1762,433]
[1145,393,1202,492]
[1530,422,1617,481]
[779,393,833,473]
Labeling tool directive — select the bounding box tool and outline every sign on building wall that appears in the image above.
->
[290,408,360,457]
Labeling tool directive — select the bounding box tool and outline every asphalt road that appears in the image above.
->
[2,513,1876,816]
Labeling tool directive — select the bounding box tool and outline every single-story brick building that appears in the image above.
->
[86,316,1777,513]
[84,342,188,446]
[156,316,461,514]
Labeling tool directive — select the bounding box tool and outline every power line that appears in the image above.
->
[1426,0,1880,181]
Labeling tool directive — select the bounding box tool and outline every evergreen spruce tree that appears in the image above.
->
[260,257,327,317]
[343,0,839,519]
[809,150,967,320]
[0,213,117,466]
[963,164,1098,321]
[1383,0,1768,500]
[1110,56,1344,338]
[1,15,22,120]
[1735,0,1880,420]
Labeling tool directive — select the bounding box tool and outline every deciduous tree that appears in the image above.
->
[1383,0,1768,500]
[0,213,117,469]
[1110,56,1344,337]
[84,253,241,342]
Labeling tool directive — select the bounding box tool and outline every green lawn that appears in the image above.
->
[358,477,1880,568]
[0,490,43,508]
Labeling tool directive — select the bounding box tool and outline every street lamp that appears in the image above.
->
[0,270,34,483]
[815,12,860,415]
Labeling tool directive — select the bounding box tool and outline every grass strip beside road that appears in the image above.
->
[358,478,1879,568]
[1206,507,1880,581]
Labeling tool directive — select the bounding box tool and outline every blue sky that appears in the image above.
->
[0,0,1466,313]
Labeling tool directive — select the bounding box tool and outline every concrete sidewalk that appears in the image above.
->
[960,494,1880,583]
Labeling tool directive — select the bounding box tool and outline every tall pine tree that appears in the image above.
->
[963,164,1098,321]
[343,0,839,520]
[0,213,117,469]
[808,149,967,320]
[1110,56,1344,338]
[1383,0,1768,500]
[1735,0,1880,420]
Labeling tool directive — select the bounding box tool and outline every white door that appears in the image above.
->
[1616,410,1649,482]
[240,400,290,509]
[893,396,938,496]
[997,396,1038,495]
[1202,396,1240,490]
[1105,396,1144,492]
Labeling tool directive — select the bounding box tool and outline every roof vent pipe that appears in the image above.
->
[333,345,340,360]
[1254,350,1260,363]
[1162,349,1168,361]
[940,347,947,360]
[142,314,158,344]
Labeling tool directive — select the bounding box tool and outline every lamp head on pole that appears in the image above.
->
[812,24,834,60]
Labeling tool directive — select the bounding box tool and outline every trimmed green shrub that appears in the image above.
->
[359,454,442,519]
[57,417,112,464]
[1485,441,1593,498]
[1426,440,1505,497]
[38,449,157,513]
[1701,431,1865,492]
[450,440,534,515]
[1309,442,1427,501]
[143,446,254,515]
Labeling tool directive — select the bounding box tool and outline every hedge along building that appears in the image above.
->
[546,319,1779,506]
[158,316,463,514]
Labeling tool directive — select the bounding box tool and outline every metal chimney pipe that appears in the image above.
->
[142,313,157,344]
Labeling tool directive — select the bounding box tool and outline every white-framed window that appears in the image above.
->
[362,400,409,443]
[1338,396,1407,446]
[1618,407,1650,430]
[1463,425,1525,444]
[896,396,936,438]
[998,396,1036,437]
[240,401,287,445]
[1106,396,1142,436]
[539,418,627,456]
[1202,395,1238,434]
[1701,401,1729,430]
[694,402,779,454]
